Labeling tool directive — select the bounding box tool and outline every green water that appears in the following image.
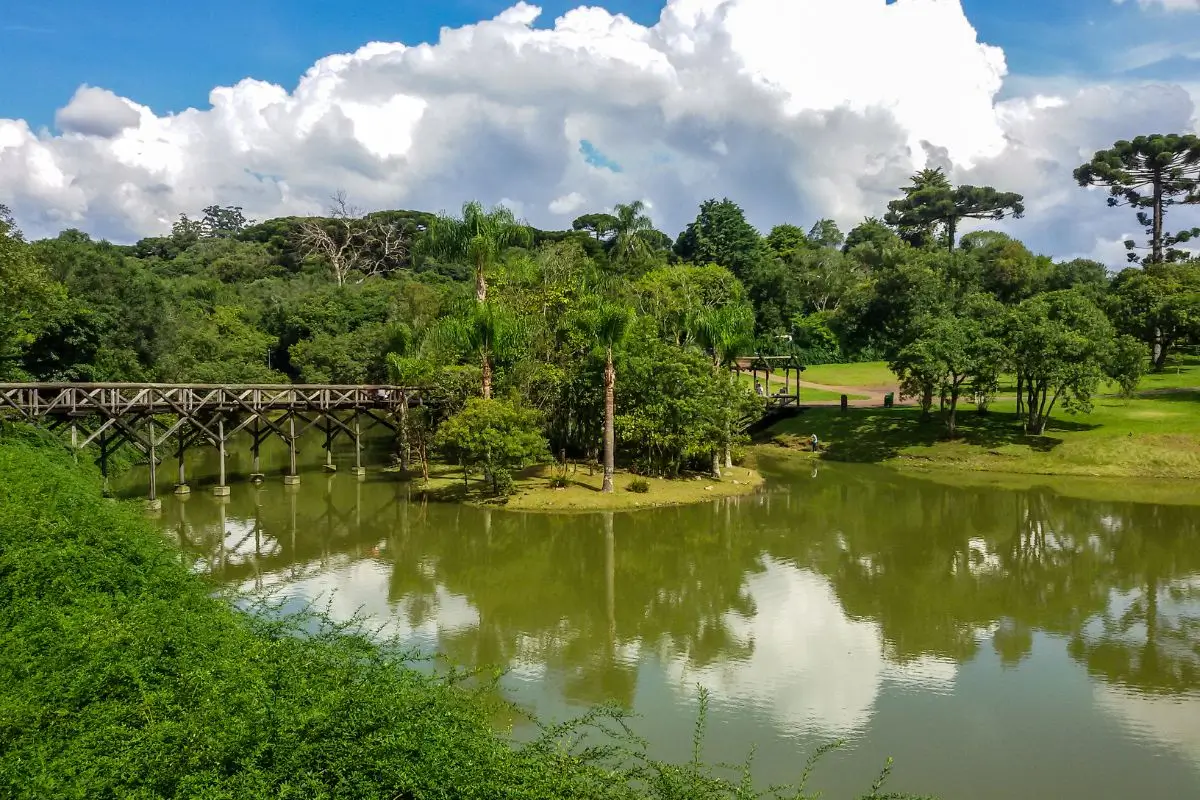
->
[133,444,1200,799]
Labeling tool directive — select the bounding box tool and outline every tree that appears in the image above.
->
[571,213,619,243]
[0,207,67,379]
[1074,134,1200,265]
[609,201,665,272]
[673,198,765,281]
[1108,265,1200,371]
[691,304,756,473]
[297,192,408,286]
[807,218,845,250]
[1107,335,1149,398]
[764,224,808,259]
[387,336,436,475]
[843,217,902,254]
[434,398,548,495]
[425,303,524,400]
[1008,290,1117,434]
[591,305,634,492]
[889,295,1006,436]
[421,200,532,303]
[884,167,1025,252]
[200,205,252,239]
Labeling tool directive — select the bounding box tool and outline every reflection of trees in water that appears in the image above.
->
[759,466,1200,694]
[1067,505,1200,694]
[161,465,1200,702]
[382,500,765,708]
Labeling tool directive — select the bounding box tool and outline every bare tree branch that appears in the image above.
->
[297,190,409,286]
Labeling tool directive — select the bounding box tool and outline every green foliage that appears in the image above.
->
[627,477,650,493]
[1074,134,1200,264]
[1108,264,1200,371]
[421,200,533,300]
[1009,289,1118,434]
[884,168,1025,251]
[0,208,68,379]
[613,334,744,475]
[673,198,765,282]
[1108,334,1150,398]
[435,398,549,494]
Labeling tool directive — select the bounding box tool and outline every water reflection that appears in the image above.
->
[147,459,1200,798]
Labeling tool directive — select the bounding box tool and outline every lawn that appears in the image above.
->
[395,462,764,511]
[737,371,868,402]
[760,391,1200,480]
[800,361,897,389]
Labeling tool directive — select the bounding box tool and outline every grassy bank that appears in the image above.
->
[0,431,921,799]
[761,393,1200,480]
[396,462,765,512]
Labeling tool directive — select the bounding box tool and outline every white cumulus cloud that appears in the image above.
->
[0,0,1198,261]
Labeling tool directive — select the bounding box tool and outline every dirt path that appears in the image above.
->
[797,380,903,407]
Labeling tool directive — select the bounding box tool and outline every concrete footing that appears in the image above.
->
[283,474,301,485]
[350,466,367,477]
[145,498,162,513]
[249,473,265,484]
[173,484,191,495]
[322,463,337,473]
[212,485,231,497]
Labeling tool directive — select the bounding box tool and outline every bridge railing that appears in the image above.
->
[0,384,421,418]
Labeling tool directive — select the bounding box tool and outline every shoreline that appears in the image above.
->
[391,462,766,512]
[753,444,1200,506]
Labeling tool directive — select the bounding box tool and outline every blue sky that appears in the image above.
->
[2,0,1197,129]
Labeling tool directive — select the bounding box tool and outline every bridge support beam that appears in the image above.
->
[213,418,230,496]
[322,416,336,473]
[146,418,161,513]
[284,413,300,485]
[351,413,366,477]
[174,432,190,495]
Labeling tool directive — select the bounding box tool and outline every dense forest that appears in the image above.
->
[3,133,1199,491]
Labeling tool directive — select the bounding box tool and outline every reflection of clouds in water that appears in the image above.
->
[1095,686,1200,769]
[665,559,957,737]
[236,558,479,647]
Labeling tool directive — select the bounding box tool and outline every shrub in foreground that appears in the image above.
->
[0,434,930,799]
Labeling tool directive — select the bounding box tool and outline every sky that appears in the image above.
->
[2,0,1199,261]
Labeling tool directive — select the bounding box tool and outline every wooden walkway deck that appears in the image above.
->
[0,383,426,501]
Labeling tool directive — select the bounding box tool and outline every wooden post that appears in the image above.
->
[351,413,366,477]
[175,430,190,495]
[322,415,336,472]
[98,432,109,479]
[70,422,78,463]
[146,418,161,512]
[250,417,264,483]
[213,418,230,496]
[284,414,300,485]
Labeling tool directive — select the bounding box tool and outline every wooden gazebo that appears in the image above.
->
[736,354,806,408]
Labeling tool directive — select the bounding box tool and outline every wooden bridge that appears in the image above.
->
[0,383,424,508]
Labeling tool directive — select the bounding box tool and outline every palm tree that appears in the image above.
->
[421,201,532,303]
[426,303,521,399]
[594,304,634,493]
[386,327,433,473]
[692,304,756,475]
[609,200,662,271]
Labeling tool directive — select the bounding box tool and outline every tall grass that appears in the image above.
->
[0,430,929,799]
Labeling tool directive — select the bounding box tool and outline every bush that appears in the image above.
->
[435,398,548,495]
[548,474,570,489]
[628,477,651,493]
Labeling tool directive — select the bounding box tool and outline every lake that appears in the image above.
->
[131,446,1200,800]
